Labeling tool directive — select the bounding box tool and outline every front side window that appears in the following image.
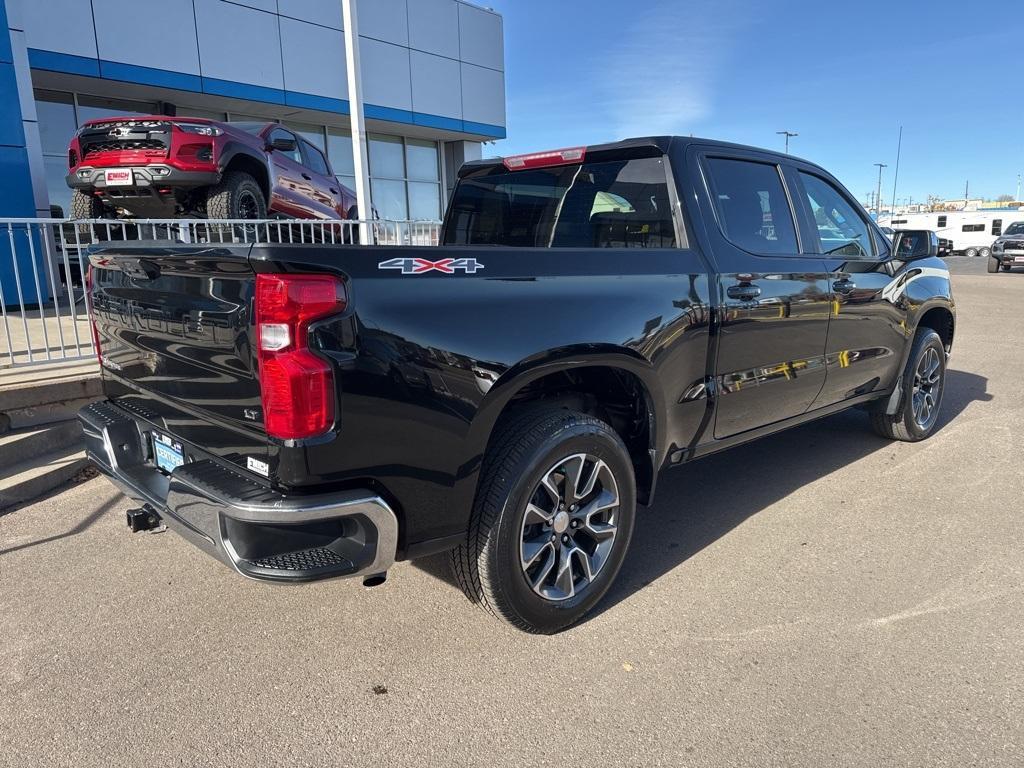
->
[444,156,676,248]
[301,140,330,176]
[799,172,874,259]
[268,128,302,164]
[704,158,798,255]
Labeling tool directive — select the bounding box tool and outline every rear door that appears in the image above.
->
[789,168,906,406]
[691,148,832,439]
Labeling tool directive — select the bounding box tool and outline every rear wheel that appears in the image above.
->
[450,408,636,634]
[964,247,979,258]
[979,246,992,258]
[988,256,1000,273]
[871,329,946,442]
[204,171,266,220]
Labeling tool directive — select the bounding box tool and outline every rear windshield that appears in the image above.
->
[443,156,677,248]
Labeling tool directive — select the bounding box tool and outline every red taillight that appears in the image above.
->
[502,147,586,171]
[255,273,347,440]
[85,265,102,363]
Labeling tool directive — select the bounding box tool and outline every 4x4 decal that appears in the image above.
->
[378,257,485,275]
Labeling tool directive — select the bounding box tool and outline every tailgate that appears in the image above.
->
[89,243,264,445]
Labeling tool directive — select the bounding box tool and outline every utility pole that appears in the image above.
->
[342,0,372,244]
[874,163,887,216]
[1016,174,1021,202]
[776,130,798,154]
[964,179,969,202]
[890,126,902,220]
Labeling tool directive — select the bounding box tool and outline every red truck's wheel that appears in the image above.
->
[451,408,636,633]
[70,189,107,219]
[205,171,266,220]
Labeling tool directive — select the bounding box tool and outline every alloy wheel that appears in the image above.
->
[519,453,620,602]
[911,346,942,430]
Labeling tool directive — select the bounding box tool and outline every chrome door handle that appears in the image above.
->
[833,278,856,294]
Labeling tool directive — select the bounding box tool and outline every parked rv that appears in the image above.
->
[880,210,1024,256]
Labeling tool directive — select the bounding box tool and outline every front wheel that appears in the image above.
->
[988,256,1000,273]
[450,408,636,634]
[204,171,266,220]
[964,247,979,258]
[979,247,992,259]
[871,328,946,441]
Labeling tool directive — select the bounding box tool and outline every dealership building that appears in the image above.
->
[0,0,506,225]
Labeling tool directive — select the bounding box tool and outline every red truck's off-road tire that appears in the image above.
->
[70,189,107,219]
[450,408,636,634]
[204,171,266,220]
[871,328,946,442]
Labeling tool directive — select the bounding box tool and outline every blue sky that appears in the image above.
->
[483,0,1024,206]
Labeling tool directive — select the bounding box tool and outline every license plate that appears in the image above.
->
[1014,256,1024,263]
[152,432,184,473]
[104,168,133,186]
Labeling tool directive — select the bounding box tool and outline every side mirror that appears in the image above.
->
[893,230,938,260]
[270,137,297,152]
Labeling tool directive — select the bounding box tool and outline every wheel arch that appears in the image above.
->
[219,145,270,203]
[915,301,955,353]
[467,346,666,507]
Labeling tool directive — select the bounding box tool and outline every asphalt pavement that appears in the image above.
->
[1,258,1021,767]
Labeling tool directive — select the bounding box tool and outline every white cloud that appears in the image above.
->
[597,0,751,139]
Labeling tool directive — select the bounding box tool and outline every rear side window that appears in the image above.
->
[962,224,985,232]
[799,173,875,258]
[443,157,677,248]
[937,215,947,228]
[992,219,1003,236]
[704,158,798,255]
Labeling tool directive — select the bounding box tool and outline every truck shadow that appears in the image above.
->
[411,369,991,623]
[590,367,991,621]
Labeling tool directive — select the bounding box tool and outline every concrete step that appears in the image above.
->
[0,362,101,432]
[0,420,83,471]
[0,444,91,512]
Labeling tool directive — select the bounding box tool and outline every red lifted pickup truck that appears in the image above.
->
[66,117,357,221]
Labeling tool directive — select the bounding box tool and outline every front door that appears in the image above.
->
[790,169,906,406]
[693,150,833,439]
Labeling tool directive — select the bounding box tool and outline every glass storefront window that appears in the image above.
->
[286,122,326,152]
[179,107,228,121]
[36,94,77,155]
[371,179,408,220]
[44,156,74,217]
[76,95,155,124]
[406,138,440,181]
[327,128,354,177]
[369,134,405,179]
[408,181,441,221]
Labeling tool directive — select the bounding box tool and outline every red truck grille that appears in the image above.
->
[83,139,166,155]
[78,121,171,161]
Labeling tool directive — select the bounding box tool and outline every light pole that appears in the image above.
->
[874,163,887,217]
[342,0,372,244]
[777,131,798,154]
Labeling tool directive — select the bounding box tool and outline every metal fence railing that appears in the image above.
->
[0,218,441,369]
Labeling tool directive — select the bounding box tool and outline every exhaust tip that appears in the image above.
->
[362,572,387,588]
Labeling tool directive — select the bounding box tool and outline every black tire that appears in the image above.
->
[450,408,637,634]
[965,247,979,258]
[871,328,946,442]
[204,171,266,220]
[987,256,1000,273]
[69,189,106,219]
[1002,264,1013,272]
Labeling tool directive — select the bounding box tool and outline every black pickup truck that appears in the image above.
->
[80,137,955,633]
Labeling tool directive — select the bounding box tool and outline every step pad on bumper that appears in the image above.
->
[79,400,398,583]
